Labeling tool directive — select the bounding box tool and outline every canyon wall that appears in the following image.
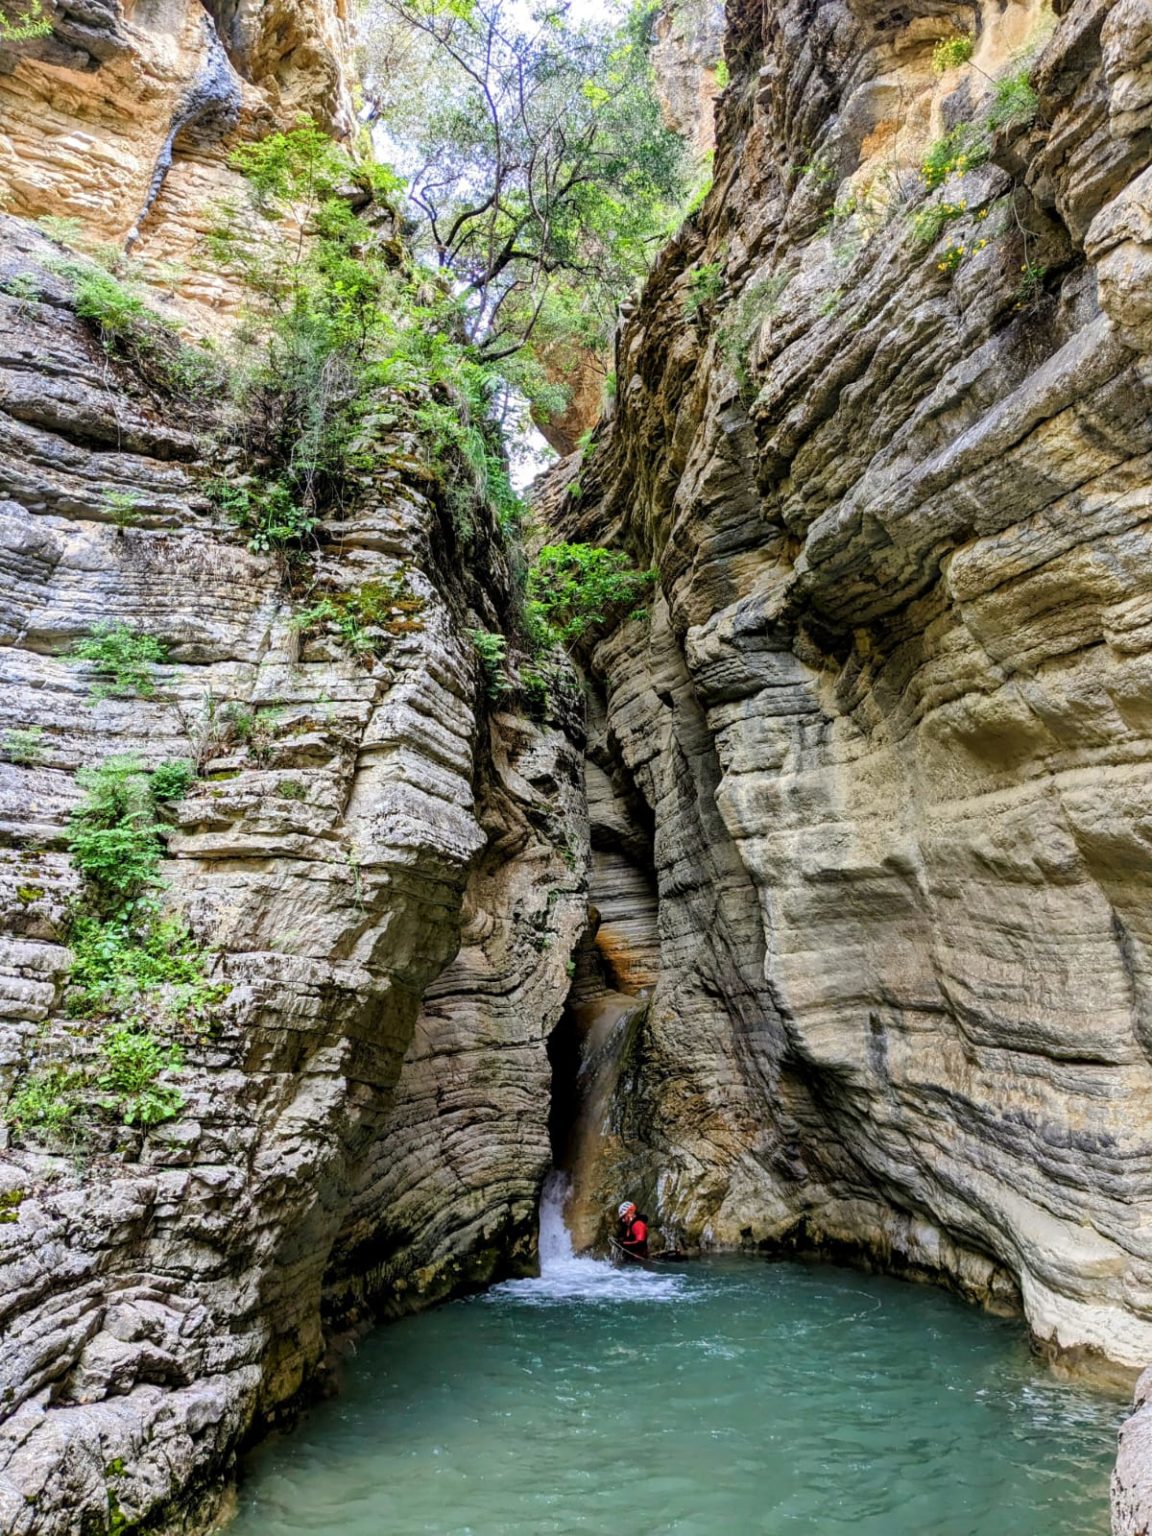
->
[558,0,1152,1394]
[0,210,586,1531]
[0,4,587,1523]
[2,0,1151,1528]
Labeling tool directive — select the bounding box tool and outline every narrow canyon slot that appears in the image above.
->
[0,0,1149,1530]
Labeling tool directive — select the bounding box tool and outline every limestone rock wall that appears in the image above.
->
[558,0,1152,1386]
[323,710,589,1322]
[0,214,587,1533]
[0,0,353,326]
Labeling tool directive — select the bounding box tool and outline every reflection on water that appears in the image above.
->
[230,1182,1123,1536]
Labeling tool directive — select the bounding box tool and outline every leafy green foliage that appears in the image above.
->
[67,906,221,1027]
[52,259,224,401]
[912,198,970,244]
[716,269,793,400]
[0,0,52,40]
[987,68,1039,132]
[293,574,426,659]
[5,1069,80,1136]
[932,33,973,72]
[793,151,836,188]
[150,759,195,803]
[360,0,691,367]
[1016,260,1048,309]
[920,124,989,190]
[0,272,41,305]
[66,755,163,897]
[684,261,724,317]
[468,628,510,698]
[216,124,521,552]
[6,1029,186,1139]
[207,479,317,557]
[97,1028,184,1126]
[70,621,166,700]
[526,543,657,650]
[3,726,44,765]
[102,491,142,529]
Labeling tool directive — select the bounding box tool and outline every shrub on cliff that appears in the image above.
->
[3,756,223,1145]
[525,543,657,650]
[50,257,226,402]
[69,621,167,700]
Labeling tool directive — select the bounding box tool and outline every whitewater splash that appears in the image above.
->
[490,1171,689,1305]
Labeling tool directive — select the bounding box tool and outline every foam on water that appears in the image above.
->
[489,1170,689,1305]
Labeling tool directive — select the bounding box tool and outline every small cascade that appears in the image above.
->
[492,1170,685,1303]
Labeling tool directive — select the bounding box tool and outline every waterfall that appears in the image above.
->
[490,1169,685,1303]
[537,1168,579,1273]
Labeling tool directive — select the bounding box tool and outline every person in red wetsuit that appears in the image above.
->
[617,1200,649,1259]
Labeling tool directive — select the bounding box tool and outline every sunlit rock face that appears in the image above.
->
[0,0,354,327]
[652,0,724,161]
[558,0,1152,1389]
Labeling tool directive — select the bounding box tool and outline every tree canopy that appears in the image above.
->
[359,0,690,368]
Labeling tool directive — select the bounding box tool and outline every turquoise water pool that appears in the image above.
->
[230,1220,1122,1535]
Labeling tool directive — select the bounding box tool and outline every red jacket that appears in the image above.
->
[620,1215,649,1255]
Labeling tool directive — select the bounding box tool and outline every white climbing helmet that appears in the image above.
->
[618,1201,635,1218]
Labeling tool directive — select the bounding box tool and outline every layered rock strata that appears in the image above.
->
[0,0,353,323]
[558,0,1152,1391]
[0,215,586,1532]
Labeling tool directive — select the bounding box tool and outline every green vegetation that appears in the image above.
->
[292,574,426,660]
[912,198,970,244]
[987,68,1039,133]
[0,0,52,41]
[52,258,223,401]
[96,1028,184,1127]
[0,1189,22,1224]
[70,621,166,700]
[921,124,989,191]
[0,272,40,305]
[1016,260,1048,308]
[4,754,222,1145]
[6,1068,81,1137]
[684,261,724,318]
[68,907,220,1028]
[468,628,510,698]
[361,0,691,371]
[208,122,526,562]
[3,725,44,765]
[716,269,793,399]
[150,759,195,803]
[794,151,837,188]
[919,63,1039,200]
[67,758,164,904]
[713,57,729,89]
[275,778,308,801]
[525,543,657,650]
[207,479,317,558]
[102,491,142,529]
[932,33,974,73]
